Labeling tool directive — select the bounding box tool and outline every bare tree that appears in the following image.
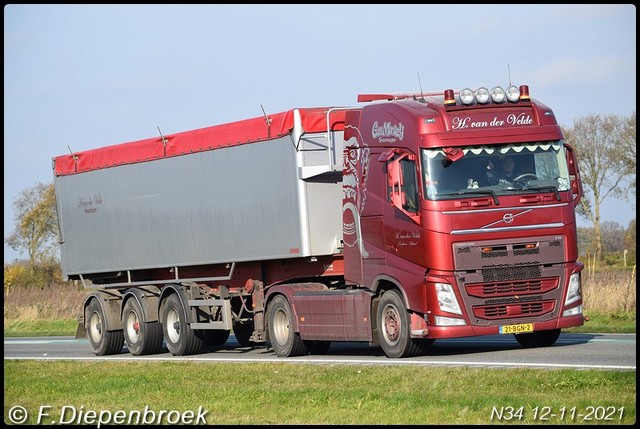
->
[600,221,625,255]
[5,182,58,266]
[613,111,636,200]
[562,113,635,262]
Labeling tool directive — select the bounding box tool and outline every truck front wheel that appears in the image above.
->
[160,294,203,356]
[376,290,422,358]
[122,298,163,356]
[85,298,124,356]
[267,295,308,357]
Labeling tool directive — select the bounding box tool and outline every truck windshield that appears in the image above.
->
[421,141,571,200]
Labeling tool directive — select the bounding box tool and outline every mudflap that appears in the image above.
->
[75,313,86,339]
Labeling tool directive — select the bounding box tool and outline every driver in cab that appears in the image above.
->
[486,155,520,185]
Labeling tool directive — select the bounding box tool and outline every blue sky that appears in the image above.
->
[4,4,636,262]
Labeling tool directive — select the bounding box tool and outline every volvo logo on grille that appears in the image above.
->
[503,213,514,224]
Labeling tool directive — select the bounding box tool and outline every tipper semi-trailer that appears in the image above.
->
[53,84,585,358]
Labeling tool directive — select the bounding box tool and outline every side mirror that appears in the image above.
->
[565,145,583,206]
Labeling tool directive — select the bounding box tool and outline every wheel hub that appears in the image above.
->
[383,307,400,342]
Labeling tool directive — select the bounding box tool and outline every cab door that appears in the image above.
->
[381,149,425,268]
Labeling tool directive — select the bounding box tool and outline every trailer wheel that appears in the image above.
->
[267,295,308,357]
[122,298,163,356]
[160,293,203,356]
[85,298,124,356]
[514,329,561,348]
[376,290,422,358]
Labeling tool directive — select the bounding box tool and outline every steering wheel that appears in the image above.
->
[512,173,538,182]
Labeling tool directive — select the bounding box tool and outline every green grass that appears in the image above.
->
[4,360,636,425]
[565,310,636,334]
[4,318,80,337]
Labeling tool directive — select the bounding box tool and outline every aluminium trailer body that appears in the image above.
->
[54,108,347,279]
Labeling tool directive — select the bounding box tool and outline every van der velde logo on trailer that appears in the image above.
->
[371,121,405,143]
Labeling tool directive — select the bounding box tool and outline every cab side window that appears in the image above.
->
[400,157,418,213]
[386,153,419,214]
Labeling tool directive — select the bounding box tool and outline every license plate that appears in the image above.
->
[499,323,534,334]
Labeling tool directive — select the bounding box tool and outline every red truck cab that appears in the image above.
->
[338,85,584,357]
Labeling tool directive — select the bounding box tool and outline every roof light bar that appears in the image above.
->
[444,84,530,107]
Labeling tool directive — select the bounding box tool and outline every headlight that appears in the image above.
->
[564,272,582,305]
[435,282,462,315]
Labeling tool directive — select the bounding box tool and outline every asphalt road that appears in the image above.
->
[4,333,636,371]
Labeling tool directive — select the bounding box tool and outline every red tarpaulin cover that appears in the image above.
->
[54,107,346,176]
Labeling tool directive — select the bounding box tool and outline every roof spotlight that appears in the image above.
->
[475,87,490,104]
[490,86,506,103]
[506,85,520,102]
[459,88,475,105]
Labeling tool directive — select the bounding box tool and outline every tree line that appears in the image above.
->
[562,112,636,264]
[4,112,637,288]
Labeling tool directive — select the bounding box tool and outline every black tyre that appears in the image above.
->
[85,298,124,356]
[376,290,422,358]
[122,298,163,356]
[160,293,203,356]
[201,329,230,346]
[233,319,257,346]
[304,340,331,355]
[267,295,309,357]
[514,329,561,348]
